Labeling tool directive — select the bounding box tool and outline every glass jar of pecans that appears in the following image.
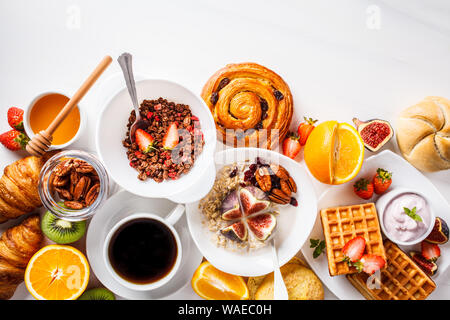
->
[38,150,109,221]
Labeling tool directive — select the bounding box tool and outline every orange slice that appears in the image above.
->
[192,261,249,300]
[25,245,90,300]
[304,121,364,185]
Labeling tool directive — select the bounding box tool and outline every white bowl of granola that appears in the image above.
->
[186,148,318,276]
[96,78,217,203]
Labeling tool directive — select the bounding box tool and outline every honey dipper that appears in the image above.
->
[26,55,112,156]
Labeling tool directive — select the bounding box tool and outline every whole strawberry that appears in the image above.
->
[7,107,24,131]
[0,129,29,151]
[373,168,392,194]
[353,178,374,200]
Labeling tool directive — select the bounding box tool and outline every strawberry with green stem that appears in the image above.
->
[297,117,318,146]
[373,168,392,194]
[353,178,374,200]
[7,107,24,131]
[0,129,29,151]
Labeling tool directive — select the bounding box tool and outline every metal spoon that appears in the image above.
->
[117,53,149,143]
[269,232,289,300]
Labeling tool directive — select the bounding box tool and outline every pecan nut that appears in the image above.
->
[52,175,69,187]
[280,180,292,198]
[70,170,81,186]
[85,183,100,206]
[268,189,290,204]
[269,164,290,180]
[286,176,297,193]
[73,176,91,201]
[54,159,74,177]
[55,188,73,201]
[75,162,95,174]
[255,167,272,192]
[64,201,84,210]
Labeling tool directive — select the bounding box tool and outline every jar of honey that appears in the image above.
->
[24,92,84,149]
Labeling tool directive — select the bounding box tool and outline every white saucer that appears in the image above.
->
[86,190,203,300]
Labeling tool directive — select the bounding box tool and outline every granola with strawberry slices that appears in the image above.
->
[123,97,204,182]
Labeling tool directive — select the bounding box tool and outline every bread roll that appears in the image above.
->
[396,96,450,172]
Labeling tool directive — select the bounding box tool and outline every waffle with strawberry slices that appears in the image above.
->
[320,203,386,276]
[347,240,436,300]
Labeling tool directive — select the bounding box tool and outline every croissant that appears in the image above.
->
[0,152,57,223]
[0,215,43,299]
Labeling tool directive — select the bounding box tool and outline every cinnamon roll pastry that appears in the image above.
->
[201,63,293,149]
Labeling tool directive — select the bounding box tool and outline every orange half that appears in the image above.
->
[25,245,90,300]
[304,121,364,185]
[333,123,365,184]
[192,261,249,300]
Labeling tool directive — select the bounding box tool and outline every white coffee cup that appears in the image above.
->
[103,204,184,291]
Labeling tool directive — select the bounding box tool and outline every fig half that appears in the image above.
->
[220,221,247,242]
[221,190,242,220]
[239,186,270,216]
[246,213,276,241]
[353,118,393,152]
[425,217,449,244]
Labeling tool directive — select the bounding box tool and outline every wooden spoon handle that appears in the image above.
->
[45,55,112,135]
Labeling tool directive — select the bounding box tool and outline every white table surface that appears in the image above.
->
[1,0,449,300]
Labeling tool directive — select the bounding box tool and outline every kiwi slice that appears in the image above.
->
[41,210,86,244]
[78,288,115,300]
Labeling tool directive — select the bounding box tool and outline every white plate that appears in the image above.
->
[95,78,217,202]
[86,190,203,300]
[302,150,450,300]
[186,147,317,277]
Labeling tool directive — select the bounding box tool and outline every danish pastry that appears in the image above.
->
[201,63,293,149]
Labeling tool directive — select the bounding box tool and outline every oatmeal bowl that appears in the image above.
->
[185,147,318,277]
[96,78,217,202]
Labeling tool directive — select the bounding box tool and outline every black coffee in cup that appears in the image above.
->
[108,218,178,284]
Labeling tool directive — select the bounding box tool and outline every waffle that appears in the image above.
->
[320,203,386,276]
[347,240,436,300]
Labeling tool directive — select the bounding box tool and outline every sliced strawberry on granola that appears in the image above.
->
[163,122,179,150]
[135,129,155,153]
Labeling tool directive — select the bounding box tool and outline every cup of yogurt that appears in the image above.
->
[376,187,435,246]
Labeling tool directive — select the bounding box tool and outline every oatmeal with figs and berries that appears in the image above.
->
[199,158,298,251]
[123,98,204,182]
[50,159,100,210]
